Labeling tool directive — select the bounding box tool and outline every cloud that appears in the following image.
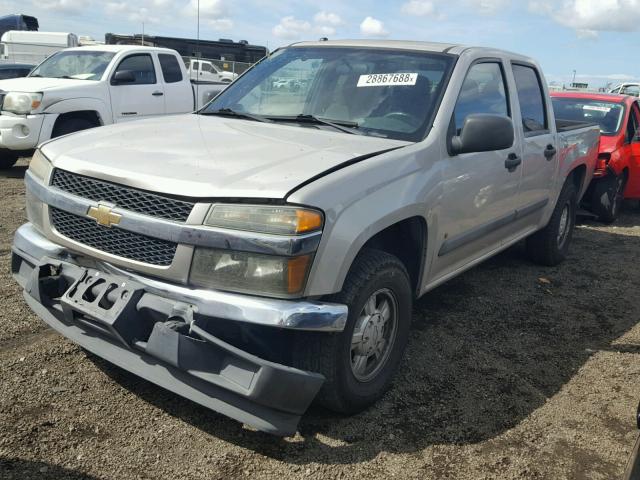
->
[360,16,389,37]
[529,0,640,36]
[272,11,343,39]
[465,0,510,14]
[182,0,233,30]
[401,1,438,16]
[273,16,312,39]
[40,0,92,14]
[314,11,342,26]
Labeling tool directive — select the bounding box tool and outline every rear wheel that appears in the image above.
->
[51,117,97,138]
[292,249,412,414]
[591,172,627,224]
[0,151,19,169]
[526,180,577,266]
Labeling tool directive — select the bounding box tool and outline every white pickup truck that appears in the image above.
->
[0,45,224,168]
[185,58,238,84]
[13,40,599,435]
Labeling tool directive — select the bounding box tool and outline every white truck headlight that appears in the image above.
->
[25,150,52,231]
[28,149,53,182]
[189,249,313,297]
[2,92,43,114]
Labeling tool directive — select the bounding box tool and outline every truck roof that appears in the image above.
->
[63,44,179,54]
[289,39,534,61]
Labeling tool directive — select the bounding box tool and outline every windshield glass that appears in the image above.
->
[552,98,625,135]
[30,51,115,80]
[202,47,454,141]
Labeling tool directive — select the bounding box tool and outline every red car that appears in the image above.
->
[552,92,640,222]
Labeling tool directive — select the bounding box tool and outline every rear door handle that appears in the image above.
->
[152,91,164,96]
[505,153,522,172]
[544,144,557,160]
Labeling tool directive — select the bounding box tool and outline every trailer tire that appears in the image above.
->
[292,248,412,414]
[526,180,577,266]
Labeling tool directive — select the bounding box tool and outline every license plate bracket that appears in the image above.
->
[60,269,145,346]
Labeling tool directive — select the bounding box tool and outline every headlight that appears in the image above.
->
[2,92,43,114]
[190,249,313,297]
[28,149,52,182]
[204,204,323,235]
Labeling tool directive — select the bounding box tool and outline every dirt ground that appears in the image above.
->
[1,157,640,480]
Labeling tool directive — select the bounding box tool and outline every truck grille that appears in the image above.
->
[51,169,195,222]
[50,207,177,266]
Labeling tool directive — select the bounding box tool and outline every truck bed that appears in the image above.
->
[555,118,598,133]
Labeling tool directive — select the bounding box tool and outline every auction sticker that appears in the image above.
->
[583,105,611,113]
[357,73,418,87]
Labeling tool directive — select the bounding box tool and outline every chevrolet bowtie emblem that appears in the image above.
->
[87,204,121,228]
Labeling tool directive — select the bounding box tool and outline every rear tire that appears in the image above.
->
[0,151,19,169]
[51,117,97,138]
[526,180,577,266]
[292,249,412,414]
[591,172,627,224]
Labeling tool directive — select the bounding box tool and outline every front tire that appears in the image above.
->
[591,172,627,224]
[526,180,577,266]
[0,151,19,169]
[292,249,412,414]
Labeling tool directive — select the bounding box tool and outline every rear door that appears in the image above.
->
[627,102,640,198]
[511,63,557,219]
[431,59,523,279]
[158,53,193,113]
[109,53,165,122]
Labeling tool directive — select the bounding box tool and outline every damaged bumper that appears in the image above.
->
[12,223,348,436]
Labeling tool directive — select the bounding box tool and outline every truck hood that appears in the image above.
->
[41,114,409,199]
[0,77,97,92]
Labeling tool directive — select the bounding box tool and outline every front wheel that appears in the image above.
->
[591,172,627,224]
[292,249,412,414]
[0,150,19,169]
[526,180,577,266]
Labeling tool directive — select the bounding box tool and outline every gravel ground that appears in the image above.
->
[2,157,640,479]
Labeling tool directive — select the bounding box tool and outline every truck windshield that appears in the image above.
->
[29,51,115,80]
[201,47,454,141]
[552,98,625,135]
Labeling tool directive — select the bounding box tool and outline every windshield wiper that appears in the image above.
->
[201,108,271,123]
[268,114,362,135]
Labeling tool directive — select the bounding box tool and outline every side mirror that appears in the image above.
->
[111,70,136,85]
[451,114,514,155]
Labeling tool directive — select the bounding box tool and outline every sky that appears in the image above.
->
[1,0,640,88]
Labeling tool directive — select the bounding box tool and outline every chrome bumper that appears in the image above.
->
[13,223,348,332]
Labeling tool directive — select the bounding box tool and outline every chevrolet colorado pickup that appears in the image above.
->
[0,45,225,169]
[12,40,600,436]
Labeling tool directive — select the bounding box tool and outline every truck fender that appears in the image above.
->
[41,98,113,141]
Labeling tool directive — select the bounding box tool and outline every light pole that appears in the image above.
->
[572,69,576,85]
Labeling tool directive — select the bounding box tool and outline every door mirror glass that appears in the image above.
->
[111,70,136,85]
[451,114,514,154]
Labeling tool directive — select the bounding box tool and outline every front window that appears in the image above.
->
[30,50,115,80]
[202,47,454,141]
[552,98,625,135]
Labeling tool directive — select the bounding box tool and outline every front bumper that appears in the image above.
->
[0,113,45,150]
[12,224,347,435]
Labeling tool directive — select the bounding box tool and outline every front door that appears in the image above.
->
[512,63,558,218]
[110,53,165,122]
[430,60,523,281]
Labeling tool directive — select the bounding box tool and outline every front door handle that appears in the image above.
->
[505,153,522,172]
[152,91,164,96]
[544,144,557,160]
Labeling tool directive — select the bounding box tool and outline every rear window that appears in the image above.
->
[552,98,624,135]
[159,54,183,83]
[513,64,548,134]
